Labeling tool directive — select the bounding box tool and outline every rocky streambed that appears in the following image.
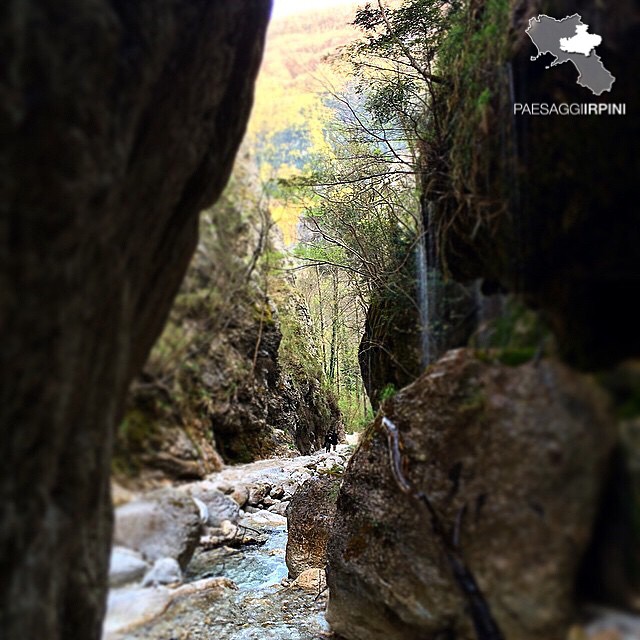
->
[103,446,351,640]
[104,431,640,640]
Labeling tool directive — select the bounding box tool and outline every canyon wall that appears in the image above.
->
[0,2,272,638]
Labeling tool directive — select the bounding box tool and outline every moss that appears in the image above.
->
[458,388,486,414]
[112,408,161,477]
[328,481,342,501]
[278,306,323,381]
[174,289,219,318]
[617,394,640,421]
[118,409,158,450]
[379,383,397,403]
[474,346,537,368]
[111,455,136,478]
[497,347,537,367]
[252,299,275,326]
[432,0,514,277]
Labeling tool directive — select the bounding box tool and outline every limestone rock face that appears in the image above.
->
[326,349,615,640]
[114,489,201,570]
[0,2,271,638]
[286,475,341,578]
[118,269,343,475]
[203,304,343,463]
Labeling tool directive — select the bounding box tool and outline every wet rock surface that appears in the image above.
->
[327,349,616,640]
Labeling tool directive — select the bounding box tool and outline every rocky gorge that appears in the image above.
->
[114,194,343,485]
[2,0,640,639]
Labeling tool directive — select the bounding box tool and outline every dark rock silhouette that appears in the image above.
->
[359,276,477,409]
[0,2,271,638]
[434,0,640,369]
[359,291,423,411]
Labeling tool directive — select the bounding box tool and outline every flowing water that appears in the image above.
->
[150,522,331,640]
[416,232,431,368]
[187,526,290,592]
[416,201,440,367]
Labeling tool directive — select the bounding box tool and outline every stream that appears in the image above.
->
[103,447,353,640]
[118,527,330,640]
[103,441,639,640]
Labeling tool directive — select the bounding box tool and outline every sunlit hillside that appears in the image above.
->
[247,4,362,244]
[250,4,361,135]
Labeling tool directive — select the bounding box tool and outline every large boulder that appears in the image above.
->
[286,475,341,579]
[114,488,201,570]
[0,2,271,639]
[327,349,615,640]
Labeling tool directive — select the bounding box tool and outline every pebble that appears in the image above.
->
[142,557,182,587]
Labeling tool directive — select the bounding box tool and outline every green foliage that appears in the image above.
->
[349,0,461,130]
[294,242,347,269]
[471,297,551,366]
[339,393,374,433]
[380,383,397,402]
[458,388,486,414]
[118,409,158,451]
[496,347,537,367]
[278,301,324,381]
[328,480,342,500]
[478,295,548,342]
[247,4,359,183]
[319,466,345,479]
[113,404,164,477]
[433,0,514,255]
